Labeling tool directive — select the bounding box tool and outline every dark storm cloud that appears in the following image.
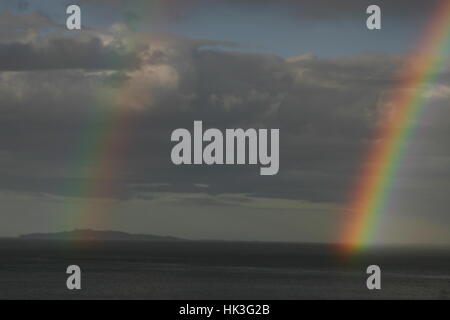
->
[0,36,139,71]
[0,22,449,208]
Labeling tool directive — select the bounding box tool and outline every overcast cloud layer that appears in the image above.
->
[0,3,449,244]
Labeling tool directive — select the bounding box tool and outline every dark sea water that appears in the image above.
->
[0,239,449,299]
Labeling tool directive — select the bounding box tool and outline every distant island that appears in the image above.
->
[19,229,184,242]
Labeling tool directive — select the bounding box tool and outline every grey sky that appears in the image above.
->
[0,1,449,245]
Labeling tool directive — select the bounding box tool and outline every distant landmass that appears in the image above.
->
[19,229,184,242]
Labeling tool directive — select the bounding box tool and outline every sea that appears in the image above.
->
[0,239,449,299]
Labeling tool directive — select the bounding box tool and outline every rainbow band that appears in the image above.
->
[60,88,135,233]
[59,27,144,233]
[340,0,450,253]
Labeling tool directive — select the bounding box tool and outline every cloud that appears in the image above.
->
[0,7,449,244]
[0,11,56,43]
[0,35,140,71]
[0,23,449,214]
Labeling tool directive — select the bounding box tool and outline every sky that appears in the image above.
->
[0,0,449,245]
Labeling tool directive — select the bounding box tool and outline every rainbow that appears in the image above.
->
[58,1,192,232]
[61,88,135,231]
[60,37,141,232]
[339,0,450,254]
